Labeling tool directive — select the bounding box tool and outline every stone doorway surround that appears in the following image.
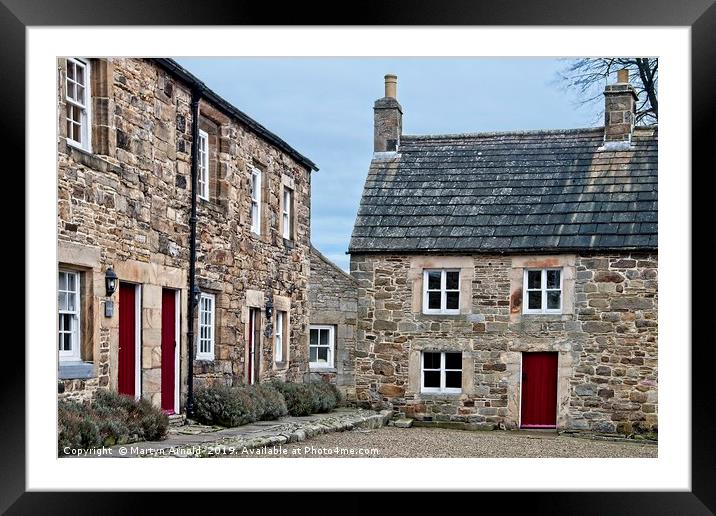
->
[110,259,187,409]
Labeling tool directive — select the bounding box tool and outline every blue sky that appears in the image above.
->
[175,58,603,271]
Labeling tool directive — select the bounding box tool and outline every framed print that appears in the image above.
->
[7,0,713,512]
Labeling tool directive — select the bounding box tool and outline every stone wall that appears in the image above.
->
[350,252,658,435]
[307,247,358,400]
[57,57,312,409]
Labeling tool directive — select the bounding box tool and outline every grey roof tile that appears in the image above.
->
[349,127,657,252]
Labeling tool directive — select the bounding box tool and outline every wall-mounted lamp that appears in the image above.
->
[105,268,118,297]
[192,285,202,309]
[265,299,274,319]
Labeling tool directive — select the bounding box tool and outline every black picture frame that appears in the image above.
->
[6,0,712,513]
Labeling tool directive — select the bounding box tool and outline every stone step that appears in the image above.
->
[394,418,414,428]
[168,413,186,427]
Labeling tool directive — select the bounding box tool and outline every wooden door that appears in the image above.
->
[248,308,260,384]
[521,352,558,428]
[118,283,137,397]
[161,289,176,413]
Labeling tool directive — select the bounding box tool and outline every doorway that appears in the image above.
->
[247,308,261,384]
[118,282,141,399]
[161,288,179,414]
[520,352,558,428]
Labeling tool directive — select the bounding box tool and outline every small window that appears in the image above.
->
[197,130,209,201]
[282,187,293,240]
[309,325,334,369]
[523,268,562,314]
[65,58,91,151]
[422,269,460,314]
[421,351,462,393]
[58,270,81,361]
[274,310,287,363]
[250,168,262,235]
[197,293,215,360]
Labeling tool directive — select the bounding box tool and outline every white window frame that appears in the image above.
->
[422,269,461,315]
[523,268,563,314]
[197,129,209,201]
[309,325,334,369]
[421,351,462,394]
[282,187,292,240]
[65,57,92,152]
[250,168,262,235]
[58,270,81,361]
[274,311,286,362]
[196,293,215,360]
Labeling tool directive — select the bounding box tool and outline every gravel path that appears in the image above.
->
[246,426,657,458]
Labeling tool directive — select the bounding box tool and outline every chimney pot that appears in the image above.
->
[384,74,397,98]
[617,68,629,84]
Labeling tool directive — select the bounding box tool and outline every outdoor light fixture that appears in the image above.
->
[192,285,202,308]
[105,268,118,297]
[265,299,274,319]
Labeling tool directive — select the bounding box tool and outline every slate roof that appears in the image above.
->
[349,127,657,253]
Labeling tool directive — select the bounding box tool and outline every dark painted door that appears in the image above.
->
[118,283,136,397]
[248,308,260,384]
[521,352,558,428]
[161,289,176,413]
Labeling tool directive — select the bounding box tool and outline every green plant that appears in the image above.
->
[247,384,288,420]
[193,385,256,427]
[93,390,169,441]
[307,381,342,413]
[57,391,169,455]
[269,381,314,416]
[58,401,101,453]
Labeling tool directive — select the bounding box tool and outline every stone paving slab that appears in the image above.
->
[100,408,391,458]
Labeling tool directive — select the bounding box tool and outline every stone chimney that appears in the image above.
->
[374,74,402,153]
[603,68,638,144]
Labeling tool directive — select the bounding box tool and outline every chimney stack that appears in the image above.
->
[374,74,402,153]
[603,68,638,144]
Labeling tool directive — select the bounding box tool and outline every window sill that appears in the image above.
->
[417,312,465,320]
[419,391,462,398]
[309,366,336,373]
[274,360,290,369]
[195,355,214,362]
[58,361,95,380]
[66,138,92,154]
[62,141,122,175]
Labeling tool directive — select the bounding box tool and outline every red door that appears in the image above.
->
[521,352,558,428]
[247,308,260,384]
[161,289,176,413]
[118,283,136,397]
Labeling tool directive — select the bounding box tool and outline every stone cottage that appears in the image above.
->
[307,246,358,400]
[348,72,657,434]
[57,57,317,416]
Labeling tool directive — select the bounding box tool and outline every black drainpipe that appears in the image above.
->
[186,88,202,418]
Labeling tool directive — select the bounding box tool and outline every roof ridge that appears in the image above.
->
[402,127,606,140]
[402,125,658,141]
[310,245,357,283]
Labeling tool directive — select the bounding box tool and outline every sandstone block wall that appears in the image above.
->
[350,252,657,435]
[307,247,358,400]
[57,58,312,407]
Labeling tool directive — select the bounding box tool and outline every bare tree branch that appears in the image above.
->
[557,58,658,125]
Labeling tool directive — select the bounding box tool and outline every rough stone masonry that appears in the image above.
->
[57,57,316,408]
[347,72,658,435]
